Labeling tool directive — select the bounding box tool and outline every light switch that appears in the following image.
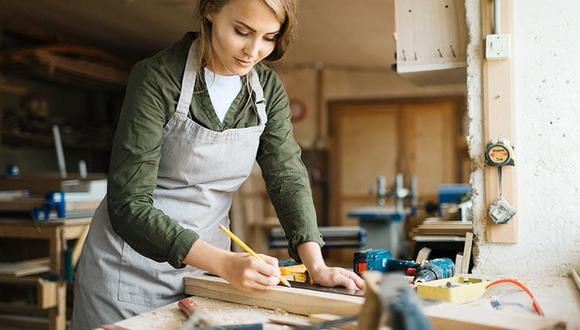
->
[486,34,511,60]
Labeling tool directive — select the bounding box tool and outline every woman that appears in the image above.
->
[72,0,364,328]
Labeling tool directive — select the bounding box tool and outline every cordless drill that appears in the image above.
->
[412,258,455,284]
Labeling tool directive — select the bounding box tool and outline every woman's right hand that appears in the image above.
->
[217,252,281,291]
[183,240,281,291]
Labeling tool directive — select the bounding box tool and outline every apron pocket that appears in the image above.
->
[117,242,182,307]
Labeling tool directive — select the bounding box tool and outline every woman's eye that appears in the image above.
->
[235,29,249,37]
[264,36,277,42]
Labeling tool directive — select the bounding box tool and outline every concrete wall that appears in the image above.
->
[467,0,580,278]
[466,0,580,321]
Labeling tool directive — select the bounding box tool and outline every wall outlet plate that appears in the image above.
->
[486,34,511,60]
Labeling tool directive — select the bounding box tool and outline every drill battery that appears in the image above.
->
[354,249,420,276]
[354,249,392,275]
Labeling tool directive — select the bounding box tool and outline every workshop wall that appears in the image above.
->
[277,68,465,149]
[467,0,580,277]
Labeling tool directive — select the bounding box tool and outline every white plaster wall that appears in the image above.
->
[467,0,580,322]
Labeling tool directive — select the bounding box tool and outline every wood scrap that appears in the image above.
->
[412,220,472,237]
[357,271,383,330]
[0,258,49,277]
[184,275,364,316]
[461,232,473,273]
[415,247,432,264]
[572,269,580,292]
[455,253,463,272]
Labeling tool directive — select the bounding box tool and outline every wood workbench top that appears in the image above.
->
[106,296,309,330]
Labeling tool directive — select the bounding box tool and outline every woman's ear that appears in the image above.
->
[206,14,213,22]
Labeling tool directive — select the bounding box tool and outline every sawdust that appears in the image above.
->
[115,296,309,329]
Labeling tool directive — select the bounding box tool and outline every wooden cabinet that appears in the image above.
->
[394,0,468,85]
[0,218,90,330]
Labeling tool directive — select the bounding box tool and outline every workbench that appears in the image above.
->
[105,296,310,330]
[0,217,91,330]
[106,275,572,330]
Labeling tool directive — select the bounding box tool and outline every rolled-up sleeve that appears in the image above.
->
[107,62,199,268]
[256,70,324,262]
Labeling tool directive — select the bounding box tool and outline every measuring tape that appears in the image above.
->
[485,139,515,167]
[485,138,517,224]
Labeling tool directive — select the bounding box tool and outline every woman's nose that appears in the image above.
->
[243,39,260,58]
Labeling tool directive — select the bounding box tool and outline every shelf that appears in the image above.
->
[1,128,111,151]
[0,276,57,309]
[0,45,129,91]
[0,83,29,95]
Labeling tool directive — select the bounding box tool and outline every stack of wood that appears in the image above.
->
[411,217,472,237]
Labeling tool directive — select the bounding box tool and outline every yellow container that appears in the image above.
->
[416,276,488,304]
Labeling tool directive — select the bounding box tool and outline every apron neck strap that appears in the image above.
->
[176,39,199,115]
[176,39,267,125]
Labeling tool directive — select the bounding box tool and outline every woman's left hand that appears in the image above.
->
[309,265,365,290]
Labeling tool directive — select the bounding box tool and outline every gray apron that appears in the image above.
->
[71,39,268,329]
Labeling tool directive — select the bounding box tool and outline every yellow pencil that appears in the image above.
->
[218,224,291,287]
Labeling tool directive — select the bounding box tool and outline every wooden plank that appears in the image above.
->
[455,253,463,271]
[461,232,473,273]
[415,247,431,264]
[184,275,364,316]
[38,279,57,309]
[482,0,518,243]
[0,83,29,95]
[48,228,66,330]
[0,258,50,277]
[72,225,90,266]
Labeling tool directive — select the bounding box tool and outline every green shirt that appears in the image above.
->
[107,32,324,268]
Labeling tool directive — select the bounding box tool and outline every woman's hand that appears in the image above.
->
[297,241,365,290]
[217,252,281,291]
[183,239,280,291]
[309,265,365,290]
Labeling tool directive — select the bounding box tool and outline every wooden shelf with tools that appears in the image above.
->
[0,40,127,156]
[0,275,58,311]
[0,217,92,330]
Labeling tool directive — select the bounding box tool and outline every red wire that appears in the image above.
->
[485,279,545,316]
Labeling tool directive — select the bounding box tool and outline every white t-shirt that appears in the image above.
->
[204,68,243,123]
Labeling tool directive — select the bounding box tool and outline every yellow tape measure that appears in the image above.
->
[485,138,516,224]
[485,139,515,167]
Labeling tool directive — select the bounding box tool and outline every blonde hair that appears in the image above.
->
[196,0,297,69]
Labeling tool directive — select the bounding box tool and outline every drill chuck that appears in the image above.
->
[413,258,455,284]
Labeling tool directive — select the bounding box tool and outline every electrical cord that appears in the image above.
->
[485,278,544,316]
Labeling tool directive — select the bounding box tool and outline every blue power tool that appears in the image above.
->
[32,192,66,222]
[353,249,419,276]
[412,258,455,284]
